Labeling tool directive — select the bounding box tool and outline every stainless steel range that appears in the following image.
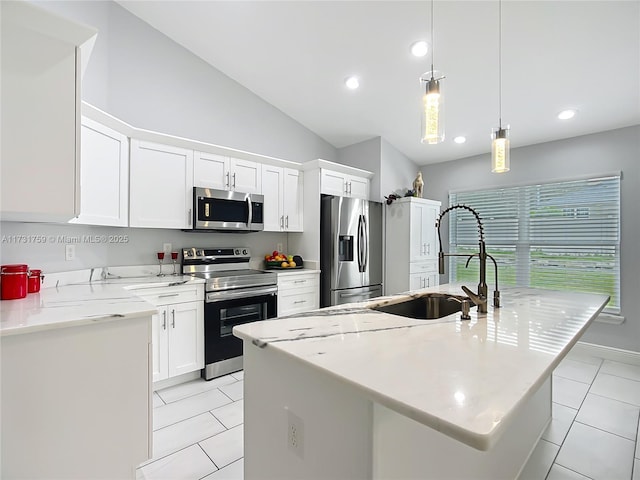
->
[182,247,277,380]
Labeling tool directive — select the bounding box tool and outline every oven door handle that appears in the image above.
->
[246,196,253,228]
[206,286,277,302]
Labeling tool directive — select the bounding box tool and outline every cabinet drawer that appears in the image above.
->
[277,272,319,291]
[278,288,319,316]
[409,262,437,274]
[132,283,204,306]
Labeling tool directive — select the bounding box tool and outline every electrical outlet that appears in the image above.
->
[163,243,172,256]
[277,243,283,253]
[65,244,75,261]
[286,408,304,458]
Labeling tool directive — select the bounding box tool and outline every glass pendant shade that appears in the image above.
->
[491,126,510,173]
[420,73,445,144]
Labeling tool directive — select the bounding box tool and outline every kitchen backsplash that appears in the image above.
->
[0,221,291,273]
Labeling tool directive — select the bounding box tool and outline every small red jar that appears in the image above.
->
[28,269,43,293]
[1,264,29,300]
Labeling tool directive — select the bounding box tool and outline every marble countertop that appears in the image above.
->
[233,284,609,450]
[0,274,204,337]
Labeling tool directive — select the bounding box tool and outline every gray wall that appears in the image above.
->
[337,136,419,203]
[380,138,421,202]
[3,0,339,272]
[33,0,337,164]
[337,137,382,199]
[423,126,640,352]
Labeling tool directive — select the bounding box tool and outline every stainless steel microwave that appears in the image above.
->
[192,187,264,232]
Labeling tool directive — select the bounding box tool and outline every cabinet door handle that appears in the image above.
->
[285,215,289,228]
[188,208,192,226]
[162,310,167,330]
[294,300,307,304]
[171,309,176,328]
[427,277,430,287]
[233,172,236,189]
[159,293,179,298]
[294,279,307,284]
[226,171,230,188]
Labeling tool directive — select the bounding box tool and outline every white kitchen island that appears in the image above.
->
[234,285,609,479]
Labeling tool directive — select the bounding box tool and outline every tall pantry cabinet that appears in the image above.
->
[385,197,441,295]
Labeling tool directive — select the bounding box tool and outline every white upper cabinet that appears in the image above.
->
[409,201,438,262]
[282,168,303,231]
[70,117,129,227]
[320,169,369,199]
[129,140,194,229]
[262,165,303,232]
[0,1,96,222]
[194,152,261,194]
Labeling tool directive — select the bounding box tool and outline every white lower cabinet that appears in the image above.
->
[277,271,320,316]
[408,262,438,291]
[135,284,204,383]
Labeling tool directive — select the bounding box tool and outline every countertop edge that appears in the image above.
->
[235,287,610,450]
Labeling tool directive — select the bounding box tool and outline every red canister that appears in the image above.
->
[28,269,43,293]
[1,264,29,300]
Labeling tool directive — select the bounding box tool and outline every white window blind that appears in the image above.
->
[449,175,620,312]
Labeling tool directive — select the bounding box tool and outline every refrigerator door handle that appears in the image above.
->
[361,214,368,272]
[357,214,364,272]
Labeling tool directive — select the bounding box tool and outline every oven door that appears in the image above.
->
[204,286,277,364]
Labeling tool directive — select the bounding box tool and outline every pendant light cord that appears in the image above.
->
[498,0,502,129]
[430,0,435,79]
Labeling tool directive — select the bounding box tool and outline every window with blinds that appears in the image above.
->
[449,175,621,312]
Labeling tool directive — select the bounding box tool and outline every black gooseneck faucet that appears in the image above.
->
[436,204,500,313]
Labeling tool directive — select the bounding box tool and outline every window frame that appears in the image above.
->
[448,173,621,313]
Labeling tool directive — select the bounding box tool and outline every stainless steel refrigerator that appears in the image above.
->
[320,195,383,307]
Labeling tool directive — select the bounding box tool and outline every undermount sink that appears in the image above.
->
[370,293,472,320]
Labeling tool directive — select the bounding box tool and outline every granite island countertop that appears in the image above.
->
[233,284,609,450]
[0,275,204,337]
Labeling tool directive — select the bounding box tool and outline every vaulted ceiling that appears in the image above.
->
[117,1,640,165]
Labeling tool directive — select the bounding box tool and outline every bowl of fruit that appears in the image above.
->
[264,251,303,269]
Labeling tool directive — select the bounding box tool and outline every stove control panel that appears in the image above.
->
[182,247,252,262]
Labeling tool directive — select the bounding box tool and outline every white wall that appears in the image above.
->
[423,126,640,352]
[0,221,289,274]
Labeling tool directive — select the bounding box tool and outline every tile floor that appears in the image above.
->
[137,350,640,480]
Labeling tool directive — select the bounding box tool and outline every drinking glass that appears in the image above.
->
[171,252,179,275]
[157,252,165,276]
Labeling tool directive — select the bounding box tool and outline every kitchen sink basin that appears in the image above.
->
[370,293,472,320]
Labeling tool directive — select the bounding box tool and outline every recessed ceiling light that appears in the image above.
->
[345,76,360,90]
[558,109,577,120]
[410,41,429,57]
[453,136,466,144]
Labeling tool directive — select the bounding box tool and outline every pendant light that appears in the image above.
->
[491,0,510,173]
[420,0,445,144]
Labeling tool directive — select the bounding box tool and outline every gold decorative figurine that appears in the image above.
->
[413,171,424,198]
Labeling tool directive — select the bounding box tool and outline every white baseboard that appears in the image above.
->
[572,341,640,366]
[152,370,200,392]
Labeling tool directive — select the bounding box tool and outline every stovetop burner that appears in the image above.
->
[181,247,276,292]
